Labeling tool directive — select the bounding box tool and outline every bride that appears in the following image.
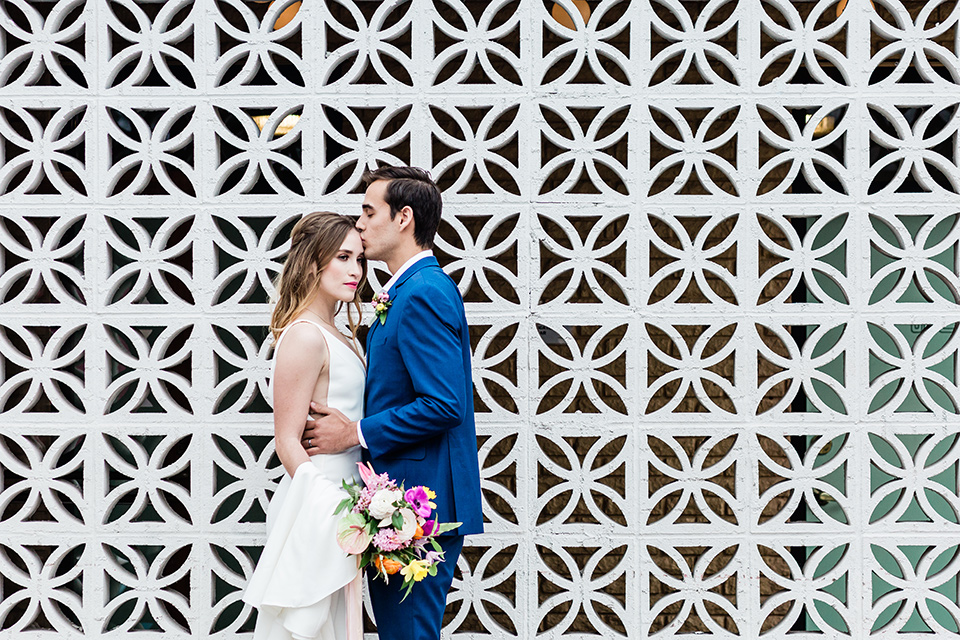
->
[244,212,367,640]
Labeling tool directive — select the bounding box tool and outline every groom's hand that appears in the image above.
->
[301,402,359,454]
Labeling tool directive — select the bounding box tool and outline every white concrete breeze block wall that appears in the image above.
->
[2,0,960,637]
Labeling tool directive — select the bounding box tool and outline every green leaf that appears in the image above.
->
[430,539,442,552]
[399,579,415,603]
[341,480,360,500]
[333,497,352,515]
[435,522,462,535]
[391,512,404,530]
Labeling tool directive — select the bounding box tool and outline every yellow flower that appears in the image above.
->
[400,560,430,582]
[376,303,386,313]
[424,487,437,500]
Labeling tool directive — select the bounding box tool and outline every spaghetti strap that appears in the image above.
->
[276,319,365,370]
[275,318,327,351]
[274,319,333,366]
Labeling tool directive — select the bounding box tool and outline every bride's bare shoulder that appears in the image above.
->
[275,322,329,366]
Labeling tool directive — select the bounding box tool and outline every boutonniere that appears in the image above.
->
[371,291,392,325]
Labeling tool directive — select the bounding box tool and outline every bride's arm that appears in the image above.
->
[272,324,329,477]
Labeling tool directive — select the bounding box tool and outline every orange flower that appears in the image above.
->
[413,524,424,539]
[374,556,402,575]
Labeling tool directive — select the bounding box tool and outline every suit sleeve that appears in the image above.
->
[361,281,468,458]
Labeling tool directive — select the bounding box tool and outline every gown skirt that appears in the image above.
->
[243,449,363,640]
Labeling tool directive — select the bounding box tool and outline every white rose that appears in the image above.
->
[394,508,418,542]
[368,489,401,520]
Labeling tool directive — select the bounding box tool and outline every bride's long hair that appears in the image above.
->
[270,212,366,343]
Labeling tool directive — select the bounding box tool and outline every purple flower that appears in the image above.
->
[353,486,376,513]
[404,486,435,518]
[421,518,438,537]
[373,528,407,552]
[369,472,396,492]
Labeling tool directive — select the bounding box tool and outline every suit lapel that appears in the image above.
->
[365,257,439,353]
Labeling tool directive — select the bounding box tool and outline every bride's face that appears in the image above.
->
[317,230,364,303]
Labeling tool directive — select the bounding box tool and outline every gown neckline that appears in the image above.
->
[285,318,366,371]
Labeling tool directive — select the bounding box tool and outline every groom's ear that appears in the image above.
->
[396,205,415,232]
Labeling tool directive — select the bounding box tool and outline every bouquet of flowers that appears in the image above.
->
[335,462,460,600]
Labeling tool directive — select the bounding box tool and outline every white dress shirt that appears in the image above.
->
[356,250,434,448]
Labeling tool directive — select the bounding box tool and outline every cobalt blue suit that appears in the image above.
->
[361,256,483,639]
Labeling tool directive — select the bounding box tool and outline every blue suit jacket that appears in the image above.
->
[361,257,483,536]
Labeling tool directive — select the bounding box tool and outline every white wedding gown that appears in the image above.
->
[244,320,366,640]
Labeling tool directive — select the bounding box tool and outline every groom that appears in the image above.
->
[301,165,483,639]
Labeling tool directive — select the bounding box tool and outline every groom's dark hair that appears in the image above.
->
[361,165,442,249]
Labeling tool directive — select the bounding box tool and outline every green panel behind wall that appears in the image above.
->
[792,215,959,632]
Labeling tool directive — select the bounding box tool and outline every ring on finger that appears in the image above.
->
[308,438,312,447]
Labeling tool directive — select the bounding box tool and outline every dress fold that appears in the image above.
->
[243,456,362,640]
[243,320,366,640]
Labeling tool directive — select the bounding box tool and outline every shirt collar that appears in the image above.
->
[380,250,433,292]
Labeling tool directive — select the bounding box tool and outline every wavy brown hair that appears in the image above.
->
[270,212,365,343]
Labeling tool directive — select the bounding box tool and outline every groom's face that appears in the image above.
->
[358,179,398,262]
